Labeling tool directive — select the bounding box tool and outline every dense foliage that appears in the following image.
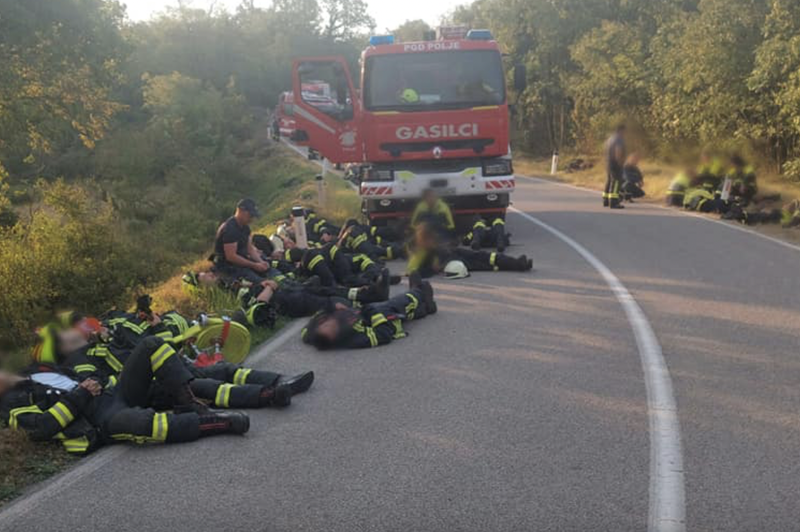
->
[0,0,373,348]
[451,0,800,173]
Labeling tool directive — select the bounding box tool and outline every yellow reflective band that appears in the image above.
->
[122,321,144,335]
[366,328,378,347]
[62,436,90,454]
[462,167,479,176]
[386,247,394,260]
[492,218,505,226]
[215,384,234,408]
[152,413,168,442]
[308,254,324,270]
[149,344,175,373]
[233,368,252,386]
[405,294,419,318]
[352,234,367,247]
[155,331,173,340]
[48,402,75,428]
[108,375,118,388]
[91,346,123,373]
[330,245,339,259]
[392,321,406,339]
[474,221,487,229]
[74,364,97,374]
[353,322,365,333]
[285,250,292,261]
[314,219,326,232]
[348,288,359,300]
[9,406,43,430]
[371,313,388,328]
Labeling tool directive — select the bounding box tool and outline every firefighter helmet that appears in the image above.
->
[443,260,470,280]
[399,88,419,103]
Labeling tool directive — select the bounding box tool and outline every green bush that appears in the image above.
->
[0,180,134,347]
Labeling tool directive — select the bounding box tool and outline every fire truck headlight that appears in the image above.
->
[482,159,513,176]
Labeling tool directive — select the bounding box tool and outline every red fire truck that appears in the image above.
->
[290,28,526,225]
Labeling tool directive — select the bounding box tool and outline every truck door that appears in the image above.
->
[292,57,362,164]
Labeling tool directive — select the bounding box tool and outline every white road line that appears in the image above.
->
[522,175,800,254]
[0,319,304,527]
[511,207,686,532]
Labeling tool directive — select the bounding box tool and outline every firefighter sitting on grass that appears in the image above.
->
[301,274,437,350]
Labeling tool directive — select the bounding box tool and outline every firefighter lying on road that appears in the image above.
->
[301,275,437,350]
[0,336,250,456]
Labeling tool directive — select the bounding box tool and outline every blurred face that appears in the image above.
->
[316,317,340,340]
[0,370,23,397]
[198,271,219,286]
[423,191,437,207]
[235,208,253,226]
[57,329,88,356]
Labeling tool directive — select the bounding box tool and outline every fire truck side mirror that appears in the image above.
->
[513,64,527,93]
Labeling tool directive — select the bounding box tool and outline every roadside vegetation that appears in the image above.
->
[0,0,368,504]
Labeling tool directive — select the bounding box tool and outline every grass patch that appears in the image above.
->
[0,431,75,506]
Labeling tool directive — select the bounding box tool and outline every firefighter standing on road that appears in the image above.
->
[411,189,456,240]
[603,124,627,209]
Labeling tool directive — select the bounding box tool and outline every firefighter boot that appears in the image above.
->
[199,411,250,436]
[259,383,292,408]
[277,371,315,395]
[496,254,533,272]
[173,383,210,414]
[419,280,437,315]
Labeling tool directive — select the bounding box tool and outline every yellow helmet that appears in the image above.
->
[399,88,419,104]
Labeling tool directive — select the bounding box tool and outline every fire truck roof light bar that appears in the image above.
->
[369,35,395,46]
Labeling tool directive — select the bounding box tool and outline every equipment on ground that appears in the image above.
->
[443,260,470,280]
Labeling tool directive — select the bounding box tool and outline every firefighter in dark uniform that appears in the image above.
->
[726,155,758,205]
[1,334,250,456]
[301,276,437,350]
[409,223,532,277]
[341,220,404,260]
[603,124,626,209]
[463,216,509,252]
[666,170,692,207]
[48,312,314,408]
[303,209,341,243]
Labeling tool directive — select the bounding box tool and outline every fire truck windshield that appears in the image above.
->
[364,50,505,112]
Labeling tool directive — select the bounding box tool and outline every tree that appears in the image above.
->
[391,19,432,42]
[320,0,375,42]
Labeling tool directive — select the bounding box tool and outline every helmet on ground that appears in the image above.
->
[399,88,419,104]
[443,260,470,280]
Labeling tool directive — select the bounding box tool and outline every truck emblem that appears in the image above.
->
[433,146,442,159]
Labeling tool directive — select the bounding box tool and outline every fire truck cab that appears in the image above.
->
[291,27,525,226]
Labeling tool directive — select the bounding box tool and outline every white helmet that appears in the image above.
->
[269,234,284,253]
[443,260,470,280]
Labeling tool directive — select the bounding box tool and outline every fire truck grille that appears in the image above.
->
[379,139,495,157]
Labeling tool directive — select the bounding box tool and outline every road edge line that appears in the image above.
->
[0,318,304,528]
[511,207,686,532]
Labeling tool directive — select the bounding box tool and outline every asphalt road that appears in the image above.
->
[2,176,800,531]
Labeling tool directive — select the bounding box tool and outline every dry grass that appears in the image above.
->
[0,431,75,505]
